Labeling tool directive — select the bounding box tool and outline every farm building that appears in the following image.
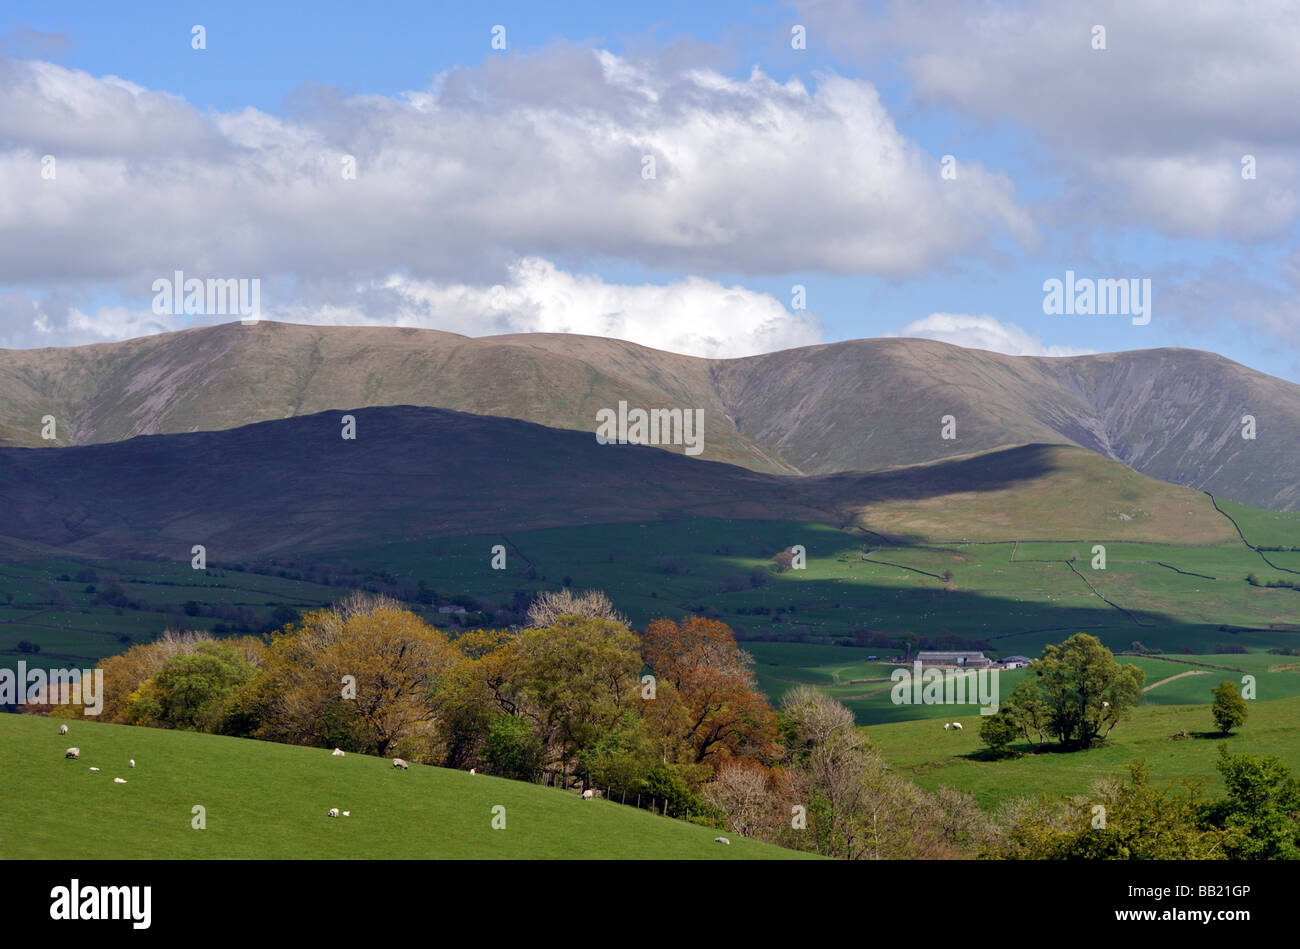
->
[1000,655,1032,669]
[916,651,991,668]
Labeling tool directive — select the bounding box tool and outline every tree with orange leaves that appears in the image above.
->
[642,615,778,768]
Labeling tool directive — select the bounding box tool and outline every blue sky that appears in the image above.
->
[1,0,1298,383]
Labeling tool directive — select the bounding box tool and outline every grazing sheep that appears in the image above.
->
[582,789,595,799]
[328,808,339,818]
[944,723,951,730]
[113,778,127,784]
[469,768,476,775]
[714,837,731,845]
[332,748,345,757]
[1102,701,1110,708]
[64,747,79,759]
[59,724,68,735]
[393,758,408,770]
[89,767,100,772]
[951,722,963,730]
[342,811,351,817]
[129,759,135,768]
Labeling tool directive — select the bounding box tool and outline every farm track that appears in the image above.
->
[1143,669,1210,692]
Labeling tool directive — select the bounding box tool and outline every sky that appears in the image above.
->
[1,0,1298,382]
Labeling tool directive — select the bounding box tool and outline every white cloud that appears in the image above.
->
[798,0,1300,239]
[891,313,1095,357]
[0,49,1033,297]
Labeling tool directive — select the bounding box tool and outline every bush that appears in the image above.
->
[639,764,706,818]
[980,712,1019,755]
[125,640,260,733]
[483,715,543,781]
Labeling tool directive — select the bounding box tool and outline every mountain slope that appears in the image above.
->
[0,322,794,474]
[2,322,1296,508]
[0,406,1237,560]
[0,714,810,859]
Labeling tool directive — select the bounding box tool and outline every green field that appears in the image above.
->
[5,515,1299,695]
[865,694,1300,810]
[743,643,1300,723]
[0,713,813,859]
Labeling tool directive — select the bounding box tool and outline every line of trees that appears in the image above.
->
[41,598,1298,859]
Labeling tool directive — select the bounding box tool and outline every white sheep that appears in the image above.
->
[59,724,68,735]
[714,837,731,845]
[393,758,408,770]
[113,778,127,784]
[1102,701,1110,708]
[328,808,339,818]
[951,722,963,730]
[65,747,79,759]
[89,767,100,772]
[469,768,476,775]
[342,811,351,817]
[129,759,135,768]
[944,723,951,730]
[582,789,595,799]
[332,748,345,757]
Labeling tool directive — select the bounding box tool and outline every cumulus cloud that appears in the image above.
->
[0,48,1032,295]
[0,258,822,358]
[798,0,1300,239]
[891,313,1095,357]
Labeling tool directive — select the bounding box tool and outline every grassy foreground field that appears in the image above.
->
[0,714,813,860]
[866,695,1300,810]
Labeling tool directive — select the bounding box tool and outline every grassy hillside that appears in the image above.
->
[3,322,1298,509]
[0,405,1244,562]
[0,714,813,859]
[866,695,1300,810]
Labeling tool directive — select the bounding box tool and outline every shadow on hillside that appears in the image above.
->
[804,444,1064,528]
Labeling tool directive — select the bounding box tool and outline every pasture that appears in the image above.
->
[0,713,813,859]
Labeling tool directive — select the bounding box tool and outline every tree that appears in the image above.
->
[780,686,883,858]
[1019,633,1145,749]
[642,616,778,766]
[1001,679,1051,747]
[430,627,521,769]
[1211,680,1248,735]
[578,711,657,793]
[126,640,260,733]
[514,614,642,782]
[979,711,1018,756]
[252,593,454,759]
[482,713,543,781]
[524,588,626,628]
[898,631,918,661]
[702,761,783,837]
[1203,746,1300,860]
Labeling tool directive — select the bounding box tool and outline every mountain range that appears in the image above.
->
[0,405,1237,560]
[1,321,1296,510]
